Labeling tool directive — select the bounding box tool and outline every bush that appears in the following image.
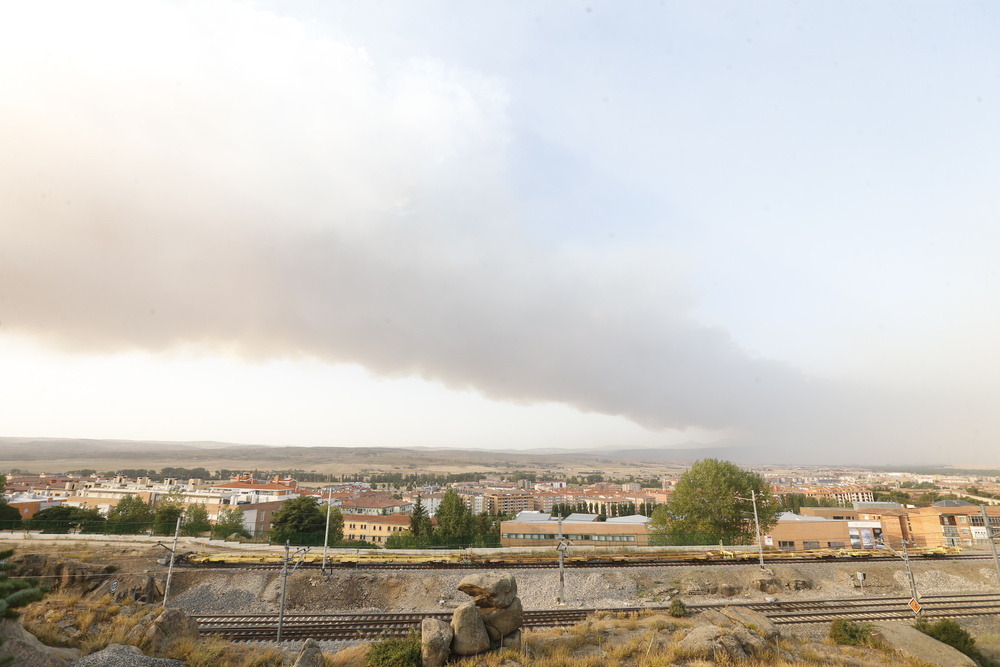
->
[914,618,981,661]
[364,633,421,667]
[829,618,882,649]
[668,598,690,617]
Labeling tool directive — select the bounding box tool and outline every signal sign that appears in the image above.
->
[908,598,921,614]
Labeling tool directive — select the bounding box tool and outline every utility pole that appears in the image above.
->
[162,516,182,608]
[981,505,1000,584]
[736,489,766,570]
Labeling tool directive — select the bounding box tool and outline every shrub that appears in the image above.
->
[829,618,882,649]
[364,633,420,667]
[914,618,982,661]
[668,598,690,618]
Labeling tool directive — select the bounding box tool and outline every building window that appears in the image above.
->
[778,540,795,550]
[802,541,820,550]
[828,542,845,548]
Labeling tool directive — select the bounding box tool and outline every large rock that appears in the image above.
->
[69,643,185,666]
[451,602,490,656]
[478,596,523,640]
[719,606,781,640]
[457,572,517,609]
[0,620,79,667]
[292,638,325,667]
[421,618,453,667]
[143,608,200,648]
[873,622,977,667]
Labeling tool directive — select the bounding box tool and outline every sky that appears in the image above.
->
[2,1,999,465]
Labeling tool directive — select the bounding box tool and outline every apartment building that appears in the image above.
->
[907,500,1000,548]
[342,513,414,544]
[500,512,651,547]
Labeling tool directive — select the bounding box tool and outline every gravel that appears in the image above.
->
[69,644,184,666]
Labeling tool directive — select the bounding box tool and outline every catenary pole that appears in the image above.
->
[981,505,1000,584]
[322,495,332,574]
[162,516,181,608]
[277,540,290,643]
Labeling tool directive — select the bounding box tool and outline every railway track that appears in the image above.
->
[194,593,1000,641]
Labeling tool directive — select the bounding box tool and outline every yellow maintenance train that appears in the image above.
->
[183,545,960,568]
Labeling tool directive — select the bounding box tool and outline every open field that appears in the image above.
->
[0,437,694,478]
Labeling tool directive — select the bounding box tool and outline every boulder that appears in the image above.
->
[718,584,739,597]
[751,572,780,594]
[292,638,325,667]
[500,628,522,648]
[873,623,977,667]
[719,606,780,640]
[421,618,453,667]
[69,644,185,666]
[143,608,200,648]
[451,602,490,656]
[0,620,80,667]
[457,572,517,609]
[479,596,523,640]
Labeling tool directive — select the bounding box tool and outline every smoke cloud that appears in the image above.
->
[5,1,981,462]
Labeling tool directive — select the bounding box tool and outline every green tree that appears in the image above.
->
[408,496,433,537]
[106,494,152,534]
[662,459,781,546]
[212,506,251,539]
[153,489,186,536]
[271,496,327,545]
[0,503,20,530]
[29,506,78,533]
[435,489,474,540]
[0,548,48,665]
[28,506,105,534]
[181,503,211,537]
[323,504,345,545]
[0,475,21,530]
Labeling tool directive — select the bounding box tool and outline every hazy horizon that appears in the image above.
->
[3,2,1000,465]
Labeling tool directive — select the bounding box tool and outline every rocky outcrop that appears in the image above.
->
[420,618,453,667]
[719,606,780,640]
[676,625,751,661]
[679,606,781,662]
[0,620,79,667]
[9,554,116,594]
